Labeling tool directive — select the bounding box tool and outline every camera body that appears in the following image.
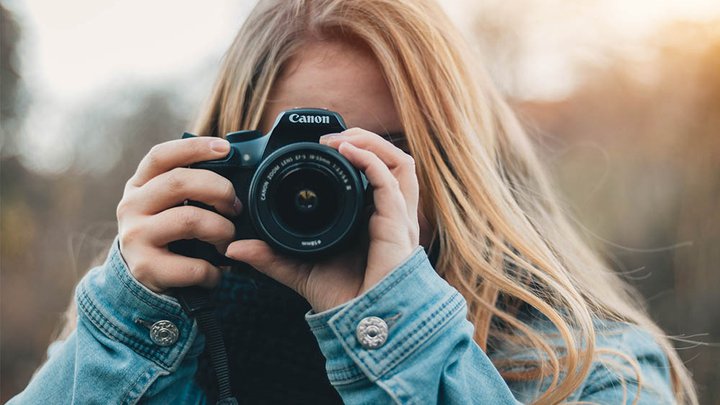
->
[169,108,372,266]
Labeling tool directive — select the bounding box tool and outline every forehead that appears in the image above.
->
[260,40,401,135]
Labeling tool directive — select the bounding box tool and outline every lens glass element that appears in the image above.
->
[271,166,339,235]
[248,142,365,255]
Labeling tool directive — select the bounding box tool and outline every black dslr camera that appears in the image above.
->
[169,108,372,266]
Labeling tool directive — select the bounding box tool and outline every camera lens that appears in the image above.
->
[272,166,339,235]
[248,142,366,255]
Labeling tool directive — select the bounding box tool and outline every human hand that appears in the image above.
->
[116,137,242,293]
[225,128,420,312]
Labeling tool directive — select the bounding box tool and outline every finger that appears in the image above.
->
[224,239,308,294]
[132,248,222,291]
[321,128,419,215]
[321,128,408,168]
[130,137,231,187]
[132,168,241,217]
[142,205,236,247]
[337,142,407,218]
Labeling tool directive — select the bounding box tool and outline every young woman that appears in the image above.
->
[11,0,697,403]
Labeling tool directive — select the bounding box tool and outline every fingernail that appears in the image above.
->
[233,197,243,215]
[319,133,343,142]
[340,141,357,151]
[210,139,230,152]
[223,243,235,258]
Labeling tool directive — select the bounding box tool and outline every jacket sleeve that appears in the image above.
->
[306,247,678,405]
[8,239,207,405]
[574,325,677,404]
[305,247,523,404]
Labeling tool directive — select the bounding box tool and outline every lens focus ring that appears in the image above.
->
[247,142,365,256]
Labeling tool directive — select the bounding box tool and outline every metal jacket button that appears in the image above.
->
[356,316,388,349]
[150,320,179,346]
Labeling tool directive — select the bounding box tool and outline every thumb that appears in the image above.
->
[225,239,309,293]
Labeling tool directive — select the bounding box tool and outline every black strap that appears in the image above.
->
[175,286,237,404]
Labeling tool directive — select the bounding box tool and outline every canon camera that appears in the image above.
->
[169,108,372,266]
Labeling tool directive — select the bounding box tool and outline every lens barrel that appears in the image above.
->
[247,142,365,255]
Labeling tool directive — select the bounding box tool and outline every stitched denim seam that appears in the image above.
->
[376,378,406,405]
[122,368,158,405]
[77,289,167,365]
[377,380,417,405]
[380,293,464,371]
[308,318,334,334]
[355,291,464,378]
[327,250,433,381]
[77,287,182,370]
[308,248,425,332]
[326,364,366,385]
[322,249,424,334]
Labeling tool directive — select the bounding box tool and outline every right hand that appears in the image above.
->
[116,136,242,293]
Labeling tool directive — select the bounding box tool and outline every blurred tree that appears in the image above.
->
[513,19,720,402]
[1,84,190,402]
[0,2,28,156]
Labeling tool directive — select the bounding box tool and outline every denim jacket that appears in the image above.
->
[9,240,676,404]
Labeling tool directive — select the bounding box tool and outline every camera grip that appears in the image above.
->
[168,134,256,266]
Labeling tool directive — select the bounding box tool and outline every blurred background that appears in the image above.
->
[1,0,718,402]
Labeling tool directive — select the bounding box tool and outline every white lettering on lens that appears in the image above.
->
[266,165,280,180]
[260,181,269,201]
[288,113,330,124]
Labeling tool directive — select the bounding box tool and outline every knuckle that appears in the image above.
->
[221,179,236,202]
[223,221,237,239]
[120,223,143,246]
[220,218,235,240]
[188,262,211,283]
[402,153,415,167]
[123,177,135,192]
[164,170,185,193]
[116,198,129,219]
[131,258,154,284]
[178,208,199,229]
[146,145,163,167]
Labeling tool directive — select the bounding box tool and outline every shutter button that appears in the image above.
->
[356,316,388,349]
[150,320,179,346]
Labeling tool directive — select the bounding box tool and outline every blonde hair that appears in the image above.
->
[193,0,697,403]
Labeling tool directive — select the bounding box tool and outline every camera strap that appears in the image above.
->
[175,286,237,405]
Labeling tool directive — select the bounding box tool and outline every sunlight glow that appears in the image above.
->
[7,0,720,173]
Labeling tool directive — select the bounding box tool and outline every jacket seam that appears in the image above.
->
[77,286,179,370]
[122,368,161,405]
[327,364,367,385]
[376,378,411,405]
[358,291,465,378]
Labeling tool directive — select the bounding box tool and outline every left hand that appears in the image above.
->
[225,128,420,312]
